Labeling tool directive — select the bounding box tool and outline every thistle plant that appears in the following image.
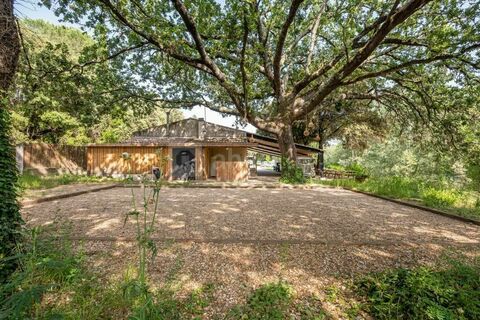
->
[121,152,165,319]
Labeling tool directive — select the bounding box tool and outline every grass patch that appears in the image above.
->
[18,172,116,190]
[1,230,330,319]
[228,282,328,319]
[229,282,293,319]
[313,177,480,220]
[356,256,480,320]
[0,229,215,320]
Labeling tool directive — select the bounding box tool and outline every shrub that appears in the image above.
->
[280,158,305,184]
[421,188,458,207]
[0,228,213,319]
[356,259,480,320]
[326,163,346,171]
[0,229,85,319]
[345,163,367,176]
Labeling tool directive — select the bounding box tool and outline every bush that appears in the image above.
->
[325,163,346,171]
[279,158,305,184]
[356,258,480,320]
[421,188,458,207]
[345,163,367,176]
[1,229,83,318]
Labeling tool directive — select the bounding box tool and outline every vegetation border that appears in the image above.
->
[335,186,480,226]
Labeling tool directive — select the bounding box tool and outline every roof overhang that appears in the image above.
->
[246,133,322,157]
[86,141,258,148]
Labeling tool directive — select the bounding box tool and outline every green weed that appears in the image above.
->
[228,282,294,319]
[356,258,480,320]
[228,282,329,319]
[280,158,306,184]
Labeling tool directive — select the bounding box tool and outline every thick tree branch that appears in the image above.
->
[170,0,245,113]
[252,2,274,87]
[273,0,304,97]
[342,43,480,85]
[98,0,210,74]
[342,54,454,85]
[240,10,250,117]
[296,0,433,120]
[306,2,326,70]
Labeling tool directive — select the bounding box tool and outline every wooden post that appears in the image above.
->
[195,147,206,180]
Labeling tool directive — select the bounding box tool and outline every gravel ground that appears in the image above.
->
[22,186,480,317]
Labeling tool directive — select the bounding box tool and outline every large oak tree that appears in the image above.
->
[45,0,479,160]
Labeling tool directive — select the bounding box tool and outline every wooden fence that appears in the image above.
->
[17,143,87,175]
[86,146,170,177]
[322,169,367,181]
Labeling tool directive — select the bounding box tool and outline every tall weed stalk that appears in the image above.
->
[122,153,163,319]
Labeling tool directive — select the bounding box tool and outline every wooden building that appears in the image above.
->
[86,118,320,182]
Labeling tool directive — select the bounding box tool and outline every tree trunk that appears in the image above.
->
[277,124,297,162]
[315,137,325,175]
[0,0,19,93]
[0,0,22,282]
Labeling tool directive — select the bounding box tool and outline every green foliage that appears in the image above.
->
[21,19,93,58]
[122,172,165,320]
[229,282,293,320]
[315,177,480,220]
[39,0,480,161]
[422,188,458,208]
[0,228,214,319]
[127,285,215,319]
[326,136,476,188]
[326,162,366,176]
[280,158,305,184]
[345,163,366,176]
[466,163,480,190]
[13,19,182,145]
[228,282,328,319]
[325,163,346,171]
[356,258,480,320]
[0,228,84,319]
[0,107,23,282]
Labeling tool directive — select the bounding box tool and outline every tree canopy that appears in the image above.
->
[12,19,183,144]
[41,0,480,159]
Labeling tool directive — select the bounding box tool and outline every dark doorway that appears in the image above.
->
[172,148,195,180]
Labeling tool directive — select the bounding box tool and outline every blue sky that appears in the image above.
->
[17,1,256,133]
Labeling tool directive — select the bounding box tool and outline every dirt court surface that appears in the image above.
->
[22,186,480,316]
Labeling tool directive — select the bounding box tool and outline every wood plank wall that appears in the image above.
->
[87,146,170,177]
[21,143,87,175]
[207,147,247,178]
[216,161,249,182]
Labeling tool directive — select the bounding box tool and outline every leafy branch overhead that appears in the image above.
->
[44,0,480,158]
[11,19,183,144]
